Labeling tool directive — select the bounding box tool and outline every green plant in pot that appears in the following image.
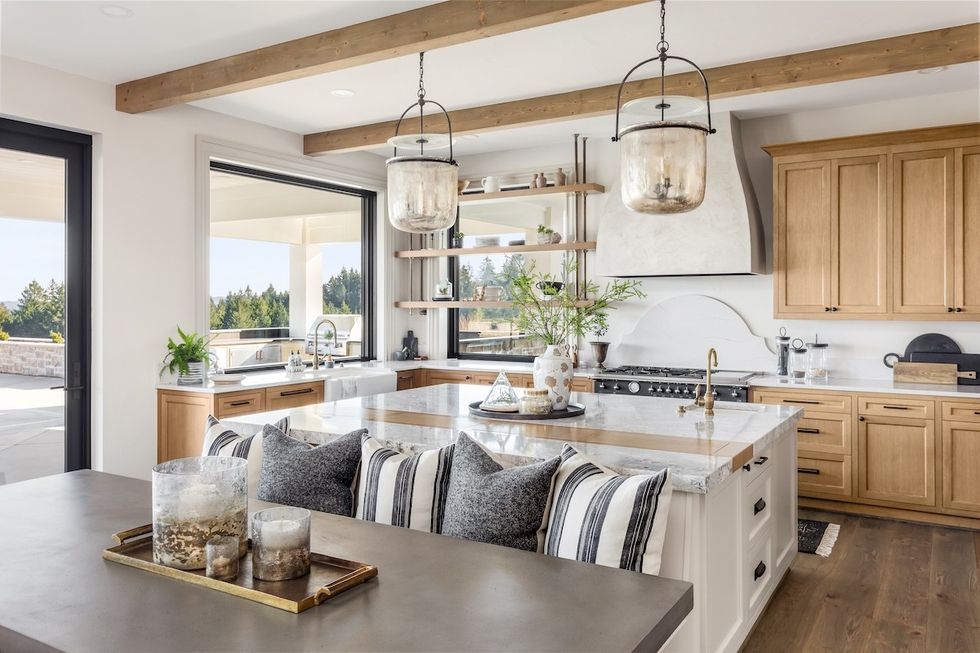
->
[510,259,644,408]
[161,326,214,385]
[536,224,561,245]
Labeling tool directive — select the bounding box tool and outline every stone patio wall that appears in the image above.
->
[0,341,65,378]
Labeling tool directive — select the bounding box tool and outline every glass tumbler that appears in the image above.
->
[151,456,248,570]
[252,507,312,582]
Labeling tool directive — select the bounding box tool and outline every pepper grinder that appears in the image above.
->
[776,326,791,376]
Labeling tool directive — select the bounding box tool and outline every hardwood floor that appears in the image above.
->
[745,508,980,652]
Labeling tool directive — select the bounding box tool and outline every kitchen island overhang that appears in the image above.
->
[228,384,801,653]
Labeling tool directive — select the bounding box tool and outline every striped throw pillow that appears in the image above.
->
[355,435,454,533]
[202,415,289,496]
[544,445,672,575]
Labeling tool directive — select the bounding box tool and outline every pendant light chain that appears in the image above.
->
[417,52,426,155]
[659,0,667,121]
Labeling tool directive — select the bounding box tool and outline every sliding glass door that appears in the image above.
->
[0,118,92,483]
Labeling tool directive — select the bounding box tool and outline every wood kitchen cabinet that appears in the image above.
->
[765,123,979,320]
[395,369,421,390]
[857,412,936,507]
[941,400,980,515]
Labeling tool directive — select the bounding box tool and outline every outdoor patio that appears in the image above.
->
[0,373,63,485]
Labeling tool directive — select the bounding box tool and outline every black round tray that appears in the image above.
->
[468,401,585,420]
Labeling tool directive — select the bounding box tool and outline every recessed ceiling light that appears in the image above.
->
[917,66,948,75]
[100,4,133,18]
[330,89,355,98]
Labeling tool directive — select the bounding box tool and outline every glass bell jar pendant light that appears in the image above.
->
[611,0,716,214]
[386,51,459,233]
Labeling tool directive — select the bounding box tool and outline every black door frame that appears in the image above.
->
[0,118,92,472]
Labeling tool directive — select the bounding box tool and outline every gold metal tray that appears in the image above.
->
[103,525,378,613]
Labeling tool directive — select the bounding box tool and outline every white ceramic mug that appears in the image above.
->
[481,176,501,193]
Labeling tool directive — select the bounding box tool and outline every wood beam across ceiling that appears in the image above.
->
[304,22,980,155]
[115,0,646,113]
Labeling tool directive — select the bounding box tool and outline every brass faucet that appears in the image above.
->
[696,348,719,416]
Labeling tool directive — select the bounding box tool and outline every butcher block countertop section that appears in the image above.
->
[227,384,801,494]
[0,472,693,653]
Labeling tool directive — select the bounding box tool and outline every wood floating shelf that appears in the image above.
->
[394,300,594,309]
[394,241,596,259]
[457,183,604,203]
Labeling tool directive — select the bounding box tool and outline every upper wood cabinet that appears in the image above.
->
[765,124,979,320]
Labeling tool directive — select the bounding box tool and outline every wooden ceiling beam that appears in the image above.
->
[304,22,980,155]
[115,0,646,113]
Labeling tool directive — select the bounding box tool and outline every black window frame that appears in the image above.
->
[445,214,535,363]
[208,161,376,370]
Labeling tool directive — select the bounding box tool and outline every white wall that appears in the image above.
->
[449,88,980,379]
[0,56,385,479]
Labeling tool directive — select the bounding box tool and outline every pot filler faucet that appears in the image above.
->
[311,316,339,370]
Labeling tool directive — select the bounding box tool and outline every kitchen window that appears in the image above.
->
[447,195,574,362]
[208,162,375,371]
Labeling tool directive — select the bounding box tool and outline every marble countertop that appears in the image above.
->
[225,384,801,494]
[157,358,599,394]
[750,374,980,399]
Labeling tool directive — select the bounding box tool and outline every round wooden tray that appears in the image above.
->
[468,401,586,420]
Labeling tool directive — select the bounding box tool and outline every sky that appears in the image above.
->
[0,217,64,301]
[209,237,361,297]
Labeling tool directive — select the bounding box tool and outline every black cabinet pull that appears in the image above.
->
[831,307,839,312]
[947,307,955,312]
[742,464,751,472]
[280,387,314,397]
[858,416,866,421]
[956,307,964,312]
[754,498,767,515]
[228,400,251,407]
[754,561,767,581]
[824,306,831,312]
[798,467,821,475]
[882,405,910,410]
[755,456,769,466]
[785,399,819,405]
[798,427,821,434]
[974,411,980,416]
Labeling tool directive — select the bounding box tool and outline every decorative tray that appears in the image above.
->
[468,401,586,420]
[103,525,377,613]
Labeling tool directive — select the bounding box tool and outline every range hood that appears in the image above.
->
[596,112,764,277]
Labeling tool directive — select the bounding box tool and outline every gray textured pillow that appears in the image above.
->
[257,424,367,516]
[442,432,561,552]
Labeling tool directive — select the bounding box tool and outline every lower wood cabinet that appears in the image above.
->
[264,382,323,411]
[857,413,935,507]
[942,419,980,514]
[395,369,421,391]
[750,388,980,527]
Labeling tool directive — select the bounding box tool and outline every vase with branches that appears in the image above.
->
[510,259,644,407]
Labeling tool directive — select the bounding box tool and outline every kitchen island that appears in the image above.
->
[229,384,802,653]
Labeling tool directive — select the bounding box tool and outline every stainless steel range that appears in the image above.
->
[592,366,759,402]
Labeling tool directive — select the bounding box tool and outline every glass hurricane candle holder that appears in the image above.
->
[151,456,248,570]
[206,535,240,581]
[252,507,312,582]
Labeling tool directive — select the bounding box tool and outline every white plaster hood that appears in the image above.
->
[596,112,764,277]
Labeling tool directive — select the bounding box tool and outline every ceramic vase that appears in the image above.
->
[178,361,205,385]
[536,173,548,188]
[533,344,574,410]
[555,168,567,185]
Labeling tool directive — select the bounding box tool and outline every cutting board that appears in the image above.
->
[907,352,980,385]
[893,362,976,385]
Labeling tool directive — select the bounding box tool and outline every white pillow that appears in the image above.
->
[544,445,672,575]
[202,415,289,496]
[355,434,454,533]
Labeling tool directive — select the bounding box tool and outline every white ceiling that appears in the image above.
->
[2,0,977,157]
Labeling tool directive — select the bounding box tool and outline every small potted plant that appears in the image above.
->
[451,230,465,248]
[161,326,214,385]
[536,224,562,245]
[510,259,644,408]
[588,323,611,370]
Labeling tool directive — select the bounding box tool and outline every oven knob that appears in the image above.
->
[613,384,621,392]
[673,387,681,395]
[730,389,740,398]
[712,390,718,398]
[628,381,640,394]
[598,382,607,390]
[656,386,664,393]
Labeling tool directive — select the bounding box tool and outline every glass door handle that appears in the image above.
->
[50,385,85,391]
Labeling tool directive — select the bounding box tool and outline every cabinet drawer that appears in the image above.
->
[570,377,594,392]
[395,370,420,391]
[745,472,773,546]
[796,412,851,455]
[859,395,934,419]
[214,390,265,419]
[744,534,774,614]
[942,401,980,424]
[798,454,852,498]
[752,389,851,414]
[265,382,323,411]
[424,370,481,385]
